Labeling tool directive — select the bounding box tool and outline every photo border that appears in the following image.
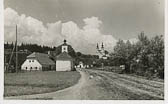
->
[0,0,167,104]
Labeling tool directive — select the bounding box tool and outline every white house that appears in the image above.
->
[77,61,84,68]
[21,52,55,71]
[56,40,75,71]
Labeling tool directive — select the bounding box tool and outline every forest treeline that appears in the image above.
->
[4,42,56,53]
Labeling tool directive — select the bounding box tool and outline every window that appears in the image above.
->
[64,48,66,50]
[35,67,37,69]
[32,60,34,62]
[30,67,32,69]
[29,60,31,63]
[26,67,27,69]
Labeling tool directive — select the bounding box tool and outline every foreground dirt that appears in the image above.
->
[5,69,164,100]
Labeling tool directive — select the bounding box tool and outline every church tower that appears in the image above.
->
[96,43,100,51]
[96,42,108,59]
[62,39,68,53]
[56,39,74,71]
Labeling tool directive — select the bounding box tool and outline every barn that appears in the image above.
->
[56,40,75,71]
[21,52,55,71]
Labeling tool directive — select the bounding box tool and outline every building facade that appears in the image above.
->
[21,52,55,71]
[56,40,75,71]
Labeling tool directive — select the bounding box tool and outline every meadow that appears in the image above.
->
[4,71,81,97]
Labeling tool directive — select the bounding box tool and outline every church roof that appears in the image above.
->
[27,52,55,65]
[56,52,73,60]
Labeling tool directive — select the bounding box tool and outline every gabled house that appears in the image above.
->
[21,52,55,71]
[56,40,75,71]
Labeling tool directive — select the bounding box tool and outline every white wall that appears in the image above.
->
[21,59,42,71]
[56,60,71,71]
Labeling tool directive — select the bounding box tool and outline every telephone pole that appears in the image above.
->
[16,25,18,73]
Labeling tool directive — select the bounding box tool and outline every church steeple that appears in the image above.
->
[63,39,67,44]
[96,43,99,50]
[62,39,68,53]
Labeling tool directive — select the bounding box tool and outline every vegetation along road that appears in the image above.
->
[5,68,164,100]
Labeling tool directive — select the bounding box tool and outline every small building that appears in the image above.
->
[77,61,84,68]
[56,40,75,71]
[21,52,55,71]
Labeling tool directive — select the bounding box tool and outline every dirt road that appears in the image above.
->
[5,69,164,100]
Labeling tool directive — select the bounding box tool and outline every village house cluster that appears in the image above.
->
[4,39,109,72]
[21,40,75,71]
[21,40,110,71]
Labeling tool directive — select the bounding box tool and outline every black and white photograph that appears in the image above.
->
[1,0,167,102]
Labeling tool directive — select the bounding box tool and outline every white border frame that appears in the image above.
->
[0,0,167,104]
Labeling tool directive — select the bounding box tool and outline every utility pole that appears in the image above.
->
[16,25,18,73]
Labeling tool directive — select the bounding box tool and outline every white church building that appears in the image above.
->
[96,43,109,59]
[56,40,75,71]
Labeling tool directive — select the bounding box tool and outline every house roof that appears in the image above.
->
[27,52,55,65]
[56,52,73,60]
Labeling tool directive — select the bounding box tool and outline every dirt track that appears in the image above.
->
[5,69,164,100]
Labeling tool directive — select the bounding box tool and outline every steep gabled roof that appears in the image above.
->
[56,52,73,60]
[27,52,55,65]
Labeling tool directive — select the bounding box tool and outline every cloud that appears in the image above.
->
[4,8,135,54]
[4,8,47,45]
[83,17,102,29]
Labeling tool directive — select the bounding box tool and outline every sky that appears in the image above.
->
[4,0,164,54]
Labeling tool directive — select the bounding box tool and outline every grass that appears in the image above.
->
[4,71,81,97]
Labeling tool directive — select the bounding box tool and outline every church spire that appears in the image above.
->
[96,43,99,50]
[62,39,68,53]
[63,39,67,44]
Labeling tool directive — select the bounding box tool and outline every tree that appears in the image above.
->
[148,35,164,78]
[108,32,164,79]
[110,39,134,73]
[76,52,82,57]
[136,32,150,72]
